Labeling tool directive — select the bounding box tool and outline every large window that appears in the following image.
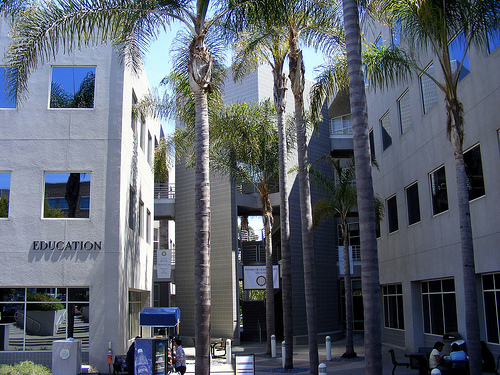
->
[482,273,500,344]
[0,172,11,218]
[139,199,144,238]
[387,195,398,233]
[0,287,89,351]
[129,291,143,340]
[50,66,95,108]
[369,128,375,159]
[420,64,438,114]
[380,111,392,151]
[0,67,15,109]
[129,186,136,230]
[448,32,470,81]
[383,284,404,329]
[398,90,412,134]
[430,166,448,215]
[406,182,421,225]
[464,144,485,201]
[44,172,91,218]
[330,114,352,136]
[422,278,458,335]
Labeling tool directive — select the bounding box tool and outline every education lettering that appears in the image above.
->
[32,241,102,251]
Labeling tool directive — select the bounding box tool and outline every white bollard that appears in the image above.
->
[319,363,327,374]
[271,335,276,358]
[282,341,286,368]
[226,339,232,364]
[326,336,332,361]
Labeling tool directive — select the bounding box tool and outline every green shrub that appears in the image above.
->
[27,293,64,311]
[0,360,51,375]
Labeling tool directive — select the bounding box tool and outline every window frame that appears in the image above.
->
[386,194,399,234]
[383,284,405,330]
[420,63,438,114]
[0,172,11,218]
[398,89,412,134]
[463,143,485,201]
[405,181,421,226]
[0,67,16,109]
[380,111,392,151]
[429,165,449,216]
[49,66,96,109]
[43,172,91,219]
[421,278,458,335]
[482,273,500,344]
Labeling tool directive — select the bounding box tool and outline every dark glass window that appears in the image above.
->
[383,283,404,329]
[422,279,457,335]
[44,173,90,218]
[369,129,375,159]
[50,66,95,108]
[430,166,448,215]
[0,67,15,108]
[387,195,398,233]
[380,112,392,151]
[0,288,89,351]
[406,182,421,225]
[0,172,11,218]
[464,144,485,200]
[482,273,500,343]
[129,187,136,230]
[448,32,470,81]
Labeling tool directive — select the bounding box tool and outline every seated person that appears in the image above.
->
[429,341,451,375]
[450,343,468,373]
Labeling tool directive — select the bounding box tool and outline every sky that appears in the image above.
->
[143,27,326,134]
[143,26,326,232]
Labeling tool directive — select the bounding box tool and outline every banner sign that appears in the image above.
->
[157,249,172,279]
[243,265,280,290]
[338,246,354,275]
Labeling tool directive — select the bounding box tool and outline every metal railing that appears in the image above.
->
[336,245,361,262]
[154,183,175,199]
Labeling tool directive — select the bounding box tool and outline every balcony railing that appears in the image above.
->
[154,183,175,199]
[336,245,361,262]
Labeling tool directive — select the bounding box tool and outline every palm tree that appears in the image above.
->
[270,2,343,372]
[231,25,295,364]
[210,100,295,358]
[364,1,500,372]
[2,1,263,372]
[342,0,384,372]
[310,157,357,358]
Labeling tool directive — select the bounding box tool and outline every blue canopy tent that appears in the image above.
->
[140,307,180,328]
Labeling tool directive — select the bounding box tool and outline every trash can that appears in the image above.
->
[52,338,82,375]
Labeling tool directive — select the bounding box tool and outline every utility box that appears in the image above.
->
[52,338,82,375]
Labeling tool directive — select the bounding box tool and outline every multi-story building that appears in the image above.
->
[0,18,160,372]
[174,65,341,343]
[332,20,500,356]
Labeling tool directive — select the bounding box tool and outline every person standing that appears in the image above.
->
[173,338,186,375]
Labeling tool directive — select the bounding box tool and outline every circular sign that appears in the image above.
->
[256,276,266,286]
[60,349,70,360]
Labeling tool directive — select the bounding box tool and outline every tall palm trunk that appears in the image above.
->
[262,185,276,356]
[189,33,212,375]
[448,99,481,375]
[341,223,356,358]
[342,0,383,373]
[273,66,293,369]
[289,45,319,375]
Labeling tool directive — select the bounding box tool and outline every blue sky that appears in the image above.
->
[143,27,326,134]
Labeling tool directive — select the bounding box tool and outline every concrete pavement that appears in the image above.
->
[182,334,422,375]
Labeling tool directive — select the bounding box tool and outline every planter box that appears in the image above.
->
[15,310,66,336]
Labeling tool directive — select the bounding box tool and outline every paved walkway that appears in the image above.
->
[182,334,422,375]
